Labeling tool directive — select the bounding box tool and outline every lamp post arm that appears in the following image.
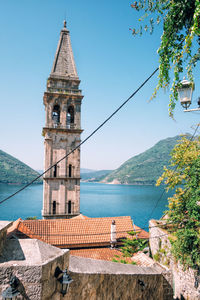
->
[184,108,200,112]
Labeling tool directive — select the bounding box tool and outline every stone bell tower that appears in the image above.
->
[42,21,83,219]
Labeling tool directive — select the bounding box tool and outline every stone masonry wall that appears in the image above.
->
[66,272,171,300]
[0,237,69,300]
[0,253,69,300]
[64,256,173,300]
[0,222,11,253]
[0,248,174,300]
[149,219,200,300]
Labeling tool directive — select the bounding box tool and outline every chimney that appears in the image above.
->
[110,220,116,248]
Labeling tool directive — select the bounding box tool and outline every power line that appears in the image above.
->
[15,225,174,241]
[16,219,184,238]
[0,67,159,205]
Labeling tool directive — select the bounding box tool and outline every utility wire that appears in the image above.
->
[16,219,186,238]
[15,226,173,241]
[18,232,169,241]
[0,67,159,205]
[17,221,200,241]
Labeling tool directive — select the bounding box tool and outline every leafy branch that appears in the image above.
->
[130,0,200,116]
[156,136,200,268]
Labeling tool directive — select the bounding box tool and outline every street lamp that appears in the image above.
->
[2,276,20,300]
[61,269,73,296]
[54,267,73,296]
[177,78,200,112]
[177,78,194,109]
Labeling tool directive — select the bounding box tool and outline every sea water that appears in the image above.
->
[0,182,171,229]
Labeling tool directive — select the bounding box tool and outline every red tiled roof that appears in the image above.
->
[70,248,154,267]
[70,247,133,263]
[131,252,155,267]
[7,218,22,237]
[16,216,148,248]
[71,214,90,220]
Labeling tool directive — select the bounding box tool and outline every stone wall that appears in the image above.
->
[149,219,200,300]
[0,221,173,300]
[0,244,173,300]
[0,238,69,300]
[65,256,173,300]
[0,222,12,253]
[149,220,172,268]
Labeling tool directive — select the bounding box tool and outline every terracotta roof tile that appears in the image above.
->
[131,252,155,267]
[16,216,148,248]
[70,248,154,267]
[70,248,133,263]
[7,218,22,237]
[71,214,90,220]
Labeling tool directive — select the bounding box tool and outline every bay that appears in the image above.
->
[0,182,171,229]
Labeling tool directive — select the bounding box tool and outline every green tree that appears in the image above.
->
[120,231,148,257]
[156,136,200,268]
[130,0,200,116]
[112,231,148,264]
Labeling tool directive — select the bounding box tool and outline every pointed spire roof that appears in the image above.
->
[50,21,78,79]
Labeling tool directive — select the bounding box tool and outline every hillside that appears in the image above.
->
[80,168,96,174]
[103,135,184,185]
[81,170,112,182]
[0,150,42,184]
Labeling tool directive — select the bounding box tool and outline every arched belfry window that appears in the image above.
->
[66,113,71,129]
[52,105,60,126]
[53,201,56,215]
[67,106,74,125]
[69,164,72,178]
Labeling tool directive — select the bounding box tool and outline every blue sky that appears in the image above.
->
[0,0,199,171]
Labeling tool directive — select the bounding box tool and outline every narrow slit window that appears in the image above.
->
[53,201,56,215]
[69,164,72,178]
[68,201,72,214]
[53,165,57,177]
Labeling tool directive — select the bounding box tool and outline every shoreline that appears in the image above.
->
[80,180,156,186]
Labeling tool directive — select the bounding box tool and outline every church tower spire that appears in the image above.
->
[42,21,83,219]
[50,20,78,79]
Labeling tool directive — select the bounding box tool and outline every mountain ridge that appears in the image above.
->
[101,135,185,185]
[0,135,188,185]
[0,149,42,184]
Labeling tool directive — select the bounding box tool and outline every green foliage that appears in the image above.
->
[120,231,148,257]
[81,169,112,182]
[0,149,42,184]
[153,252,161,262]
[111,231,148,264]
[112,258,119,263]
[104,135,182,185]
[130,0,200,116]
[157,136,200,268]
[120,259,128,264]
[26,216,38,220]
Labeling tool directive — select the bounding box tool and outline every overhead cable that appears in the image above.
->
[0,67,159,205]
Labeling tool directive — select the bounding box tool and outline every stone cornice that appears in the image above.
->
[43,92,84,100]
[43,127,83,134]
[43,177,81,180]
